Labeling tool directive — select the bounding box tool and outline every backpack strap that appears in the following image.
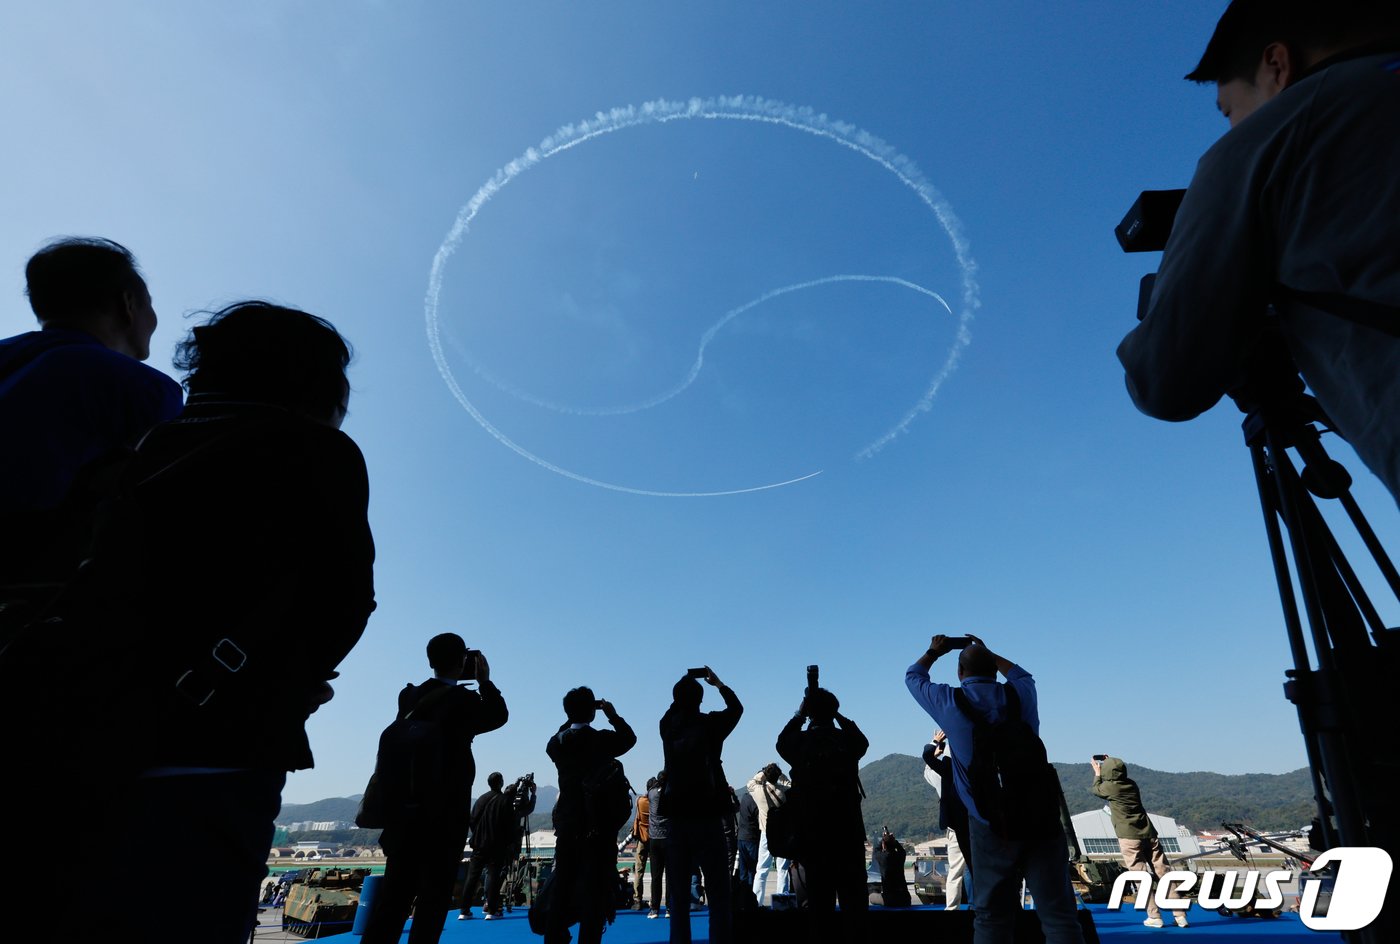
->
[953,681,1023,727]
[1001,681,1022,721]
[402,682,459,721]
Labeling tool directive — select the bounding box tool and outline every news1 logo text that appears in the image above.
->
[1106,847,1393,932]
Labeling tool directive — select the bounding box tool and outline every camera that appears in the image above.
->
[944,636,973,649]
[1116,189,1186,322]
[510,772,537,815]
[1093,754,1108,761]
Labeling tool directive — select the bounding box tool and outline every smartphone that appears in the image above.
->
[945,636,974,649]
[806,665,819,689]
[687,667,708,679]
[1093,754,1108,761]
[459,648,480,681]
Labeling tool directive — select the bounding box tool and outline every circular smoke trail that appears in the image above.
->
[426,95,979,497]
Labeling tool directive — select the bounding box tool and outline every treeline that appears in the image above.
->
[277,758,1315,848]
[857,754,1314,841]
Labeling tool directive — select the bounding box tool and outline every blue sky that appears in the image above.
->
[4,1,1397,806]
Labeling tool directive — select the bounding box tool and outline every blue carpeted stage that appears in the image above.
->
[311,902,1341,943]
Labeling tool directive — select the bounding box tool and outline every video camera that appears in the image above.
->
[511,772,537,816]
[1115,189,1186,321]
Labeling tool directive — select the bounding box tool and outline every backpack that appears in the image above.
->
[580,758,634,840]
[952,682,1059,839]
[356,684,458,829]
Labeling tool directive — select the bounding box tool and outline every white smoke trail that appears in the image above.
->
[454,274,953,418]
[425,95,979,495]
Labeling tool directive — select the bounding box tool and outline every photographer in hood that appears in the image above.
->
[1090,756,1187,929]
[1117,1,1400,502]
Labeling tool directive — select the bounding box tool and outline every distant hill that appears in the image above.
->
[856,753,1315,841]
[279,795,363,825]
[280,786,561,831]
[281,756,1314,844]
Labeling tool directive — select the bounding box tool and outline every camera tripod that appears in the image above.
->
[500,825,535,912]
[501,777,539,912]
[1236,366,1400,943]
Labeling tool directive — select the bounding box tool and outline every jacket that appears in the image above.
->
[1090,756,1156,840]
[1118,49,1400,502]
[746,770,790,833]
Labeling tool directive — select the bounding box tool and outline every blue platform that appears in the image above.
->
[311,902,1340,943]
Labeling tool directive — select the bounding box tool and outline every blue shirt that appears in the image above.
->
[904,661,1038,825]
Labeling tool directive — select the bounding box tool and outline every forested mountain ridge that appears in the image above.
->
[857,753,1313,841]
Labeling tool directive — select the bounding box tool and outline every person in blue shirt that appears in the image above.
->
[905,634,1084,944]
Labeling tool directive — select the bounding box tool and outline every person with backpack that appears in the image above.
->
[747,762,792,905]
[361,635,508,944]
[906,635,1085,944]
[659,666,743,944]
[776,685,870,934]
[628,777,655,912]
[541,686,636,944]
[646,771,671,919]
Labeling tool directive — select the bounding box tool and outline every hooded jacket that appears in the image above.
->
[1090,757,1157,840]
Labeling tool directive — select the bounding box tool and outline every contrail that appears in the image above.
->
[425,95,979,495]
[454,274,953,418]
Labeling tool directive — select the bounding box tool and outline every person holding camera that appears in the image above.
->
[747,762,792,906]
[1091,756,1188,929]
[362,635,507,944]
[906,635,1084,944]
[1117,1,1400,502]
[776,684,870,928]
[923,730,973,909]
[457,771,524,921]
[659,666,743,944]
[543,686,636,944]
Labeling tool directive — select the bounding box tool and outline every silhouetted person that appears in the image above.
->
[0,237,181,937]
[544,686,636,944]
[870,831,911,908]
[630,776,656,910]
[777,686,870,936]
[923,729,973,908]
[647,770,671,918]
[0,237,181,610]
[363,636,507,944]
[1118,2,1400,502]
[36,301,377,944]
[736,786,760,888]
[660,667,742,944]
[458,771,513,920]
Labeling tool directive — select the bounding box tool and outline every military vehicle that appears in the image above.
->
[282,867,371,939]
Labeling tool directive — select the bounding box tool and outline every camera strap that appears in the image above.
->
[1277,286,1400,338]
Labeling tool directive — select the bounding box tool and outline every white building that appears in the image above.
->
[1070,807,1201,858]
